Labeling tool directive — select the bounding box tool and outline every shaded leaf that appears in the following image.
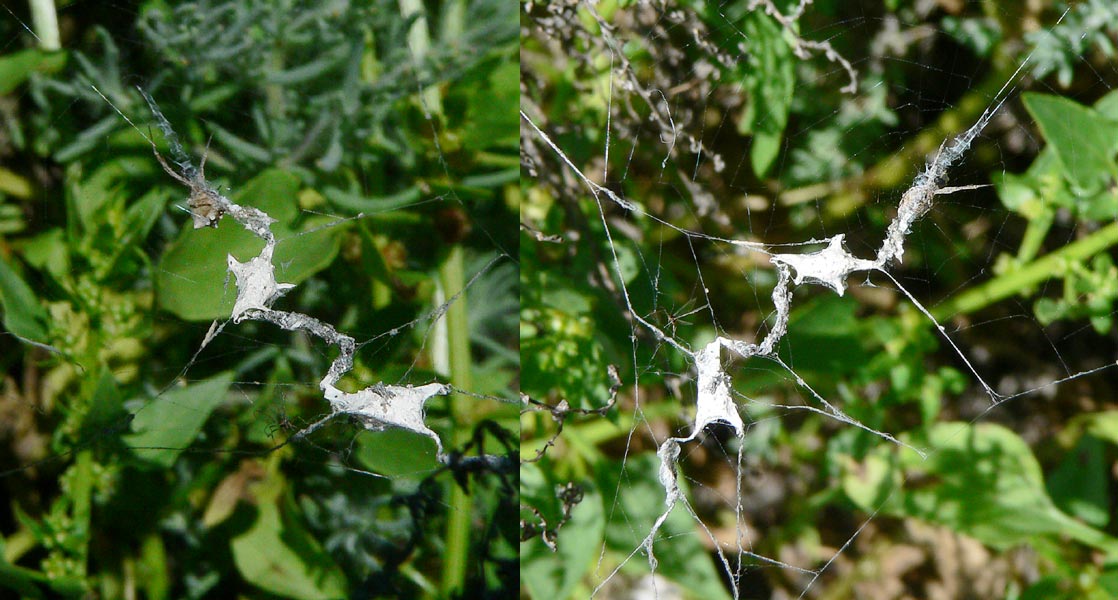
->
[1047,435,1109,528]
[123,372,235,468]
[521,463,605,600]
[231,478,347,600]
[0,49,67,94]
[595,454,732,600]
[0,256,49,343]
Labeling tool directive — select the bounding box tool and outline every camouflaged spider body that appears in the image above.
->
[152,144,226,229]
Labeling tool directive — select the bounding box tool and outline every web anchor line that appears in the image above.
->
[137,89,483,465]
[526,22,1089,588]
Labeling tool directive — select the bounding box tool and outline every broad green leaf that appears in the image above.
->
[1094,88,1118,121]
[596,455,732,600]
[354,428,441,478]
[738,10,795,177]
[1047,435,1109,528]
[124,372,235,468]
[232,478,346,600]
[22,229,70,284]
[234,169,300,224]
[780,296,869,374]
[156,170,342,320]
[0,256,49,342]
[522,463,605,600]
[842,422,1118,554]
[1023,93,1118,194]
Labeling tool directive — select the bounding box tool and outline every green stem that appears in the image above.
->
[71,449,93,577]
[27,0,60,51]
[265,51,286,120]
[932,221,1118,319]
[439,0,466,45]
[1015,208,1053,264]
[438,244,471,596]
[398,0,443,119]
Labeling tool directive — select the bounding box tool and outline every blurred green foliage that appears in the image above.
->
[1,0,517,598]
[522,1,1118,598]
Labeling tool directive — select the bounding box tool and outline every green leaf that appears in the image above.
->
[0,534,45,599]
[595,455,732,600]
[1047,435,1109,528]
[738,10,795,177]
[123,372,235,468]
[780,296,869,374]
[842,422,1118,554]
[79,371,127,446]
[0,256,49,343]
[0,49,67,95]
[123,188,171,244]
[156,171,342,320]
[1023,93,1118,194]
[231,479,346,600]
[1072,411,1118,446]
[521,464,605,600]
[1094,88,1118,120]
[463,58,519,151]
[22,229,70,284]
[208,121,272,162]
[354,428,441,478]
[234,169,300,224]
[323,185,422,215]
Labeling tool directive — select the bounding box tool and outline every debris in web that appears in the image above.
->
[523,24,1041,579]
[747,0,859,94]
[522,3,1118,597]
[140,90,456,463]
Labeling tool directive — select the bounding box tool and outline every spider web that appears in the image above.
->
[0,1,517,596]
[522,1,1118,598]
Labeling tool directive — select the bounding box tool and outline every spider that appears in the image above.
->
[151,139,226,229]
[263,402,298,439]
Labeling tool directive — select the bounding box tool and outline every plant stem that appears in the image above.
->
[932,221,1118,319]
[1015,208,1053,264]
[71,449,93,577]
[439,244,472,596]
[439,0,466,45]
[399,0,443,119]
[28,0,60,51]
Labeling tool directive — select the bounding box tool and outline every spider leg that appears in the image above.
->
[199,134,213,178]
[151,142,192,186]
